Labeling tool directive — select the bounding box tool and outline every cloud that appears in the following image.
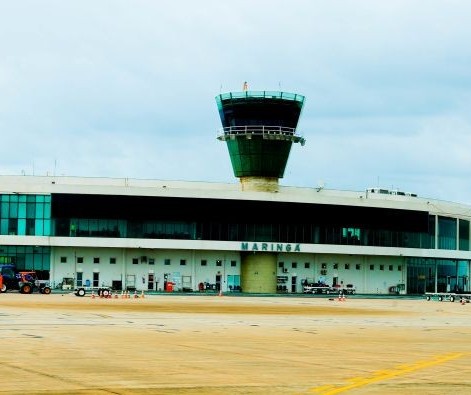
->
[1,0,471,203]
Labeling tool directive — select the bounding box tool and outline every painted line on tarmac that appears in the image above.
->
[310,352,464,394]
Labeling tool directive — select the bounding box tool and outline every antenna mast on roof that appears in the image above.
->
[243,81,248,91]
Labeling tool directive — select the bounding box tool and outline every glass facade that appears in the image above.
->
[407,258,469,294]
[46,193,470,251]
[459,219,470,251]
[55,218,422,246]
[0,194,51,236]
[438,216,457,250]
[0,245,50,273]
[0,192,469,253]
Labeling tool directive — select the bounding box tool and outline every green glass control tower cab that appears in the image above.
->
[216,90,306,192]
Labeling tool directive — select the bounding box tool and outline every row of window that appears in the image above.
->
[51,216,469,251]
[60,256,238,267]
[279,261,402,271]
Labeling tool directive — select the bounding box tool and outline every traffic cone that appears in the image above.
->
[114,292,119,299]
[121,290,125,299]
[91,291,95,299]
[134,290,139,299]
[218,289,223,297]
[141,290,145,299]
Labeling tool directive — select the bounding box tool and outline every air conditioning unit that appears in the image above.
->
[283,268,288,273]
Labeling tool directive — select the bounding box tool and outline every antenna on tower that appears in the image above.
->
[243,81,248,91]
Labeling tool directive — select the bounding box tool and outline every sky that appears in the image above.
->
[1,0,471,204]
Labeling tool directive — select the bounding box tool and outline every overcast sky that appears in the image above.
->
[1,1,471,203]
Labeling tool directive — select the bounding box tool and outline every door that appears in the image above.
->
[291,276,297,293]
[148,274,154,291]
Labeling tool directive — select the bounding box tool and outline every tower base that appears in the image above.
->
[240,177,279,192]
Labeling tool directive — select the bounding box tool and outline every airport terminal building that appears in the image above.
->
[1,90,470,295]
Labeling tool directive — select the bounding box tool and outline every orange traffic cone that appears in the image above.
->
[91,291,95,299]
[141,290,145,299]
[134,290,139,299]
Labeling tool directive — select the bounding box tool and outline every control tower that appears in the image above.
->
[216,87,306,192]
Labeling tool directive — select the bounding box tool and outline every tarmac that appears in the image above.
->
[0,292,470,394]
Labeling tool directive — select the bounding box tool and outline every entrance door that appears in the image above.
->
[215,274,222,292]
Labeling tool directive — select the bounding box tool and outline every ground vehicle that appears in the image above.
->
[0,274,4,293]
[16,271,52,294]
[74,286,112,297]
[303,283,356,295]
[425,292,471,303]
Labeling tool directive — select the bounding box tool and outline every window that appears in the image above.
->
[345,263,350,270]
[60,256,67,263]
[398,265,402,271]
[164,259,171,266]
[201,259,207,266]
[389,265,393,271]
[356,264,361,270]
[380,265,384,271]
[370,265,374,270]
[110,257,116,264]
[132,258,139,265]
[149,258,155,265]
[216,260,222,266]
[93,257,100,264]
[231,260,237,267]
[291,262,297,269]
[333,263,338,269]
[304,262,310,269]
[321,263,327,269]
[278,262,284,268]
[180,259,186,266]
[77,257,84,264]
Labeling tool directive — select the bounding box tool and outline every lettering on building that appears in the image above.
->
[241,242,301,252]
